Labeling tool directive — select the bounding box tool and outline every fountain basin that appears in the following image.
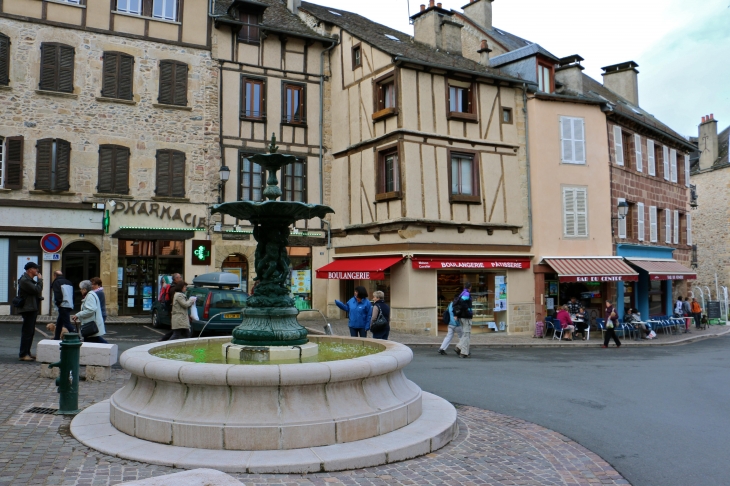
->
[110,335,423,451]
[222,341,319,363]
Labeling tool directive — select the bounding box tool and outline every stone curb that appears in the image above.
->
[71,392,458,474]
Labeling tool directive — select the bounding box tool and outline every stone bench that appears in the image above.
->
[37,339,118,382]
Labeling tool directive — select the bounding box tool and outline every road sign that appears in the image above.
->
[40,233,63,253]
[43,253,61,261]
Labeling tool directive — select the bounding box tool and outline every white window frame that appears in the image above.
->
[563,186,588,238]
[637,202,645,241]
[560,116,586,164]
[613,125,624,166]
[634,134,643,172]
[664,209,672,244]
[670,149,678,183]
[649,206,658,243]
[663,145,670,181]
[116,0,142,15]
[153,0,177,21]
[686,213,692,246]
[617,197,627,239]
[684,154,691,187]
[0,137,5,189]
[647,139,656,176]
[673,210,680,244]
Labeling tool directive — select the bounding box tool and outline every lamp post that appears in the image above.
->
[218,165,231,204]
[611,200,629,236]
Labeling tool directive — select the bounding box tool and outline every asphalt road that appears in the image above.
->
[407,337,730,486]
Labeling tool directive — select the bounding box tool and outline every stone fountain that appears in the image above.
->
[69,137,457,473]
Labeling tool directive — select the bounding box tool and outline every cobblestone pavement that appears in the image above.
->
[0,363,628,486]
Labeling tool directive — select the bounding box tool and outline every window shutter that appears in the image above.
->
[97,146,114,193]
[115,147,130,194]
[637,202,645,241]
[573,118,585,163]
[670,149,677,183]
[39,44,57,91]
[101,52,118,98]
[467,84,473,112]
[158,61,174,105]
[57,45,74,93]
[684,154,690,187]
[35,139,53,190]
[560,117,573,163]
[686,213,692,246]
[647,139,656,176]
[617,198,627,239]
[5,136,23,190]
[664,209,671,244]
[173,62,188,106]
[575,188,588,237]
[119,54,134,100]
[663,146,669,180]
[649,206,658,243]
[170,151,186,197]
[634,134,643,172]
[155,150,171,196]
[54,139,71,191]
[563,188,576,237]
[0,34,9,86]
[673,210,679,244]
[613,126,624,166]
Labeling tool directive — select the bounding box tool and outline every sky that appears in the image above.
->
[306,0,730,137]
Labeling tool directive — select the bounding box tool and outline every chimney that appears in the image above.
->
[287,0,301,14]
[477,39,491,65]
[601,61,639,106]
[412,2,463,55]
[555,55,585,93]
[462,0,494,31]
[698,114,719,171]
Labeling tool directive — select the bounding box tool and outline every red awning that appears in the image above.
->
[412,257,531,270]
[625,259,697,281]
[543,257,639,283]
[316,256,403,280]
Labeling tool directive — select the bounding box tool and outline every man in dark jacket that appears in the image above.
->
[454,282,474,359]
[18,262,43,361]
[51,271,75,340]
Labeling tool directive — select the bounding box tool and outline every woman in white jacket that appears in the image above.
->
[72,280,107,343]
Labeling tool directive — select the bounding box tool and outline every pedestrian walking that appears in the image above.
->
[675,296,684,317]
[438,293,463,355]
[335,286,372,337]
[17,262,43,361]
[72,280,107,344]
[51,271,75,340]
[690,298,703,329]
[454,282,473,358]
[90,277,108,323]
[370,291,390,340]
[160,282,196,341]
[602,299,621,348]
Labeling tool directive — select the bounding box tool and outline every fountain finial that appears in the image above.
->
[268,133,279,154]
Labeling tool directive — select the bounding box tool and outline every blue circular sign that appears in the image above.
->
[41,233,63,253]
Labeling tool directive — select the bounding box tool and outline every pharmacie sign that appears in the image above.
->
[412,259,531,270]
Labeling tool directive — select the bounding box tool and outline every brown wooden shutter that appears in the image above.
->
[118,54,134,100]
[39,44,57,91]
[115,146,130,194]
[101,52,118,98]
[54,139,71,191]
[158,61,174,105]
[4,136,23,190]
[97,146,114,193]
[35,139,53,190]
[156,150,171,196]
[171,151,186,197]
[0,34,9,86]
[173,63,187,106]
[57,46,74,93]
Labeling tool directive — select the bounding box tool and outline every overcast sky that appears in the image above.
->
[307,0,730,137]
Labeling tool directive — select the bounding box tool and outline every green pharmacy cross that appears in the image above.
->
[194,245,210,261]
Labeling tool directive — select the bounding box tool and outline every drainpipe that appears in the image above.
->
[522,84,533,247]
[319,38,339,207]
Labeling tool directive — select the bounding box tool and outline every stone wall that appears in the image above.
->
[509,302,534,334]
[390,307,437,336]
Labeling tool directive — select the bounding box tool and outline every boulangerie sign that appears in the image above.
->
[412,259,531,270]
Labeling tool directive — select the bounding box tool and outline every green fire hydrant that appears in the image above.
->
[49,333,82,415]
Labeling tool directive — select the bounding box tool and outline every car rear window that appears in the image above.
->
[211,291,247,309]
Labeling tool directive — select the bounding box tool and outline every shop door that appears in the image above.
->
[10,239,41,315]
[62,242,100,311]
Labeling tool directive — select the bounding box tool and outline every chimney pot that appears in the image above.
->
[699,112,719,170]
[711,113,714,120]
[437,2,442,7]
[421,4,426,11]
[702,116,706,123]
[429,0,435,7]
[481,39,487,49]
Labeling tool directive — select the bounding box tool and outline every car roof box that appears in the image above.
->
[192,272,241,287]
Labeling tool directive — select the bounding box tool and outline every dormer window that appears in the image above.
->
[537,59,554,93]
[238,9,261,44]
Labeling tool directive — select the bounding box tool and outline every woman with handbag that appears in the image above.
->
[159,282,196,341]
[72,280,107,344]
[370,291,390,340]
[601,299,621,348]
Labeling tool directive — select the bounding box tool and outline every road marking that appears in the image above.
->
[143,325,165,335]
[35,327,51,338]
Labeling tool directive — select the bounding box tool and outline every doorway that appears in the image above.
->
[10,238,41,315]
[62,242,100,311]
[221,254,249,293]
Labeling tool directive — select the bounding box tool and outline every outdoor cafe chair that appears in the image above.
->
[551,319,565,341]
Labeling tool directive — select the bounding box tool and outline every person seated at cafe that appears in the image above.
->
[573,307,589,341]
[625,308,649,339]
[567,297,581,316]
[556,305,575,341]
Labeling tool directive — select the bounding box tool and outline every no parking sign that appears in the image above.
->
[41,233,63,253]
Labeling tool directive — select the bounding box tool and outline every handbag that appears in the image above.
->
[12,280,25,309]
[370,303,389,333]
[81,320,99,338]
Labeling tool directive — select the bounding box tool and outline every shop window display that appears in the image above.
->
[288,247,312,310]
[437,271,505,329]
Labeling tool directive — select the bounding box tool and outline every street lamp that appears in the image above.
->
[218,165,231,204]
[616,200,629,220]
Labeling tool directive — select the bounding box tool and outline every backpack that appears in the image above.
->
[534,321,545,338]
[442,308,451,325]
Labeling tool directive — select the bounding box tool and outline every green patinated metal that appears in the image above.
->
[211,135,334,347]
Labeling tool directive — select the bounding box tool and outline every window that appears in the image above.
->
[0,33,9,86]
[647,139,656,176]
[560,116,585,164]
[155,149,185,198]
[686,213,692,246]
[158,60,187,106]
[241,77,265,119]
[637,202,645,242]
[664,209,671,244]
[377,147,401,198]
[153,0,177,21]
[622,131,632,169]
[283,83,305,124]
[669,148,677,183]
[101,52,134,100]
[116,0,141,14]
[0,136,22,190]
[563,187,588,238]
[684,154,691,188]
[449,83,472,114]
[673,210,679,244]
[634,134,643,172]
[502,107,513,124]
[97,145,130,195]
[617,198,627,239]
[450,152,481,203]
[281,160,306,203]
[239,154,264,201]
[35,139,71,191]
[662,145,669,181]
[613,126,624,166]
[537,61,553,93]
[352,44,362,70]
[649,206,658,242]
[39,43,74,93]
[238,9,260,44]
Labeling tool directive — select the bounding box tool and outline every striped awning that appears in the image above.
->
[625,259,697,281]
[543,257,639,283]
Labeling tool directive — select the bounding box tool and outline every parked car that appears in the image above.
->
[151,272,247,334]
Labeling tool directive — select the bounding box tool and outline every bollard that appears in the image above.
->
[49,333,82,415]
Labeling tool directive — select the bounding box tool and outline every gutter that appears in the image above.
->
[393,56,536,87]
[606,111,695,152]
[522,84,533,247]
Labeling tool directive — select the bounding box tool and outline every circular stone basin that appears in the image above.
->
[110,335,423,451]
